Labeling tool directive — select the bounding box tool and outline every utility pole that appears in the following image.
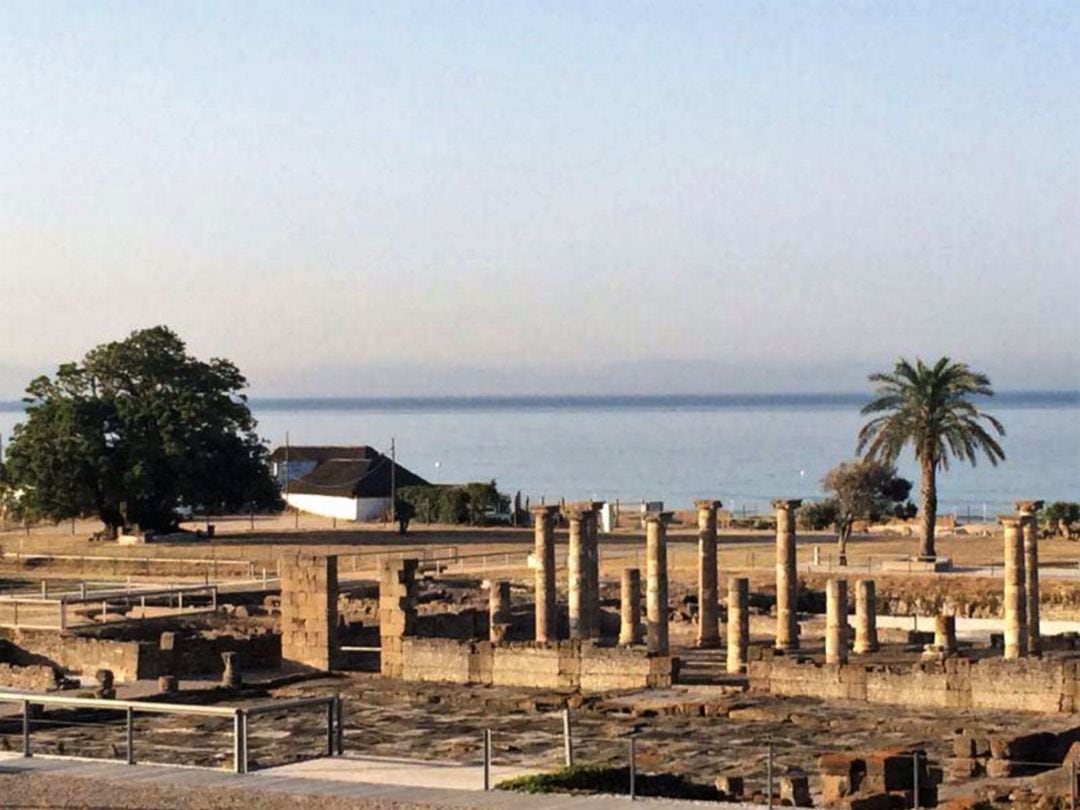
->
[390,437,396,523]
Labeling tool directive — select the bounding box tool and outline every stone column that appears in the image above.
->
[853,579,879,654]
[774,499,802,652]
[934,614,957,654]
[1001,516,1028,660]
[727,576,750,674]
[825,578,848,665]
[567,508,589,640]
[489,580,512,643]
[619,568,642,646]
[587,501,604,639]
[695,499,723,648]
[1016,500,1044,656]
[532,505,559,643]
[645,511,672,655]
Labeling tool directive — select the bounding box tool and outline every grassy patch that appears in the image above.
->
[496,765,719,801]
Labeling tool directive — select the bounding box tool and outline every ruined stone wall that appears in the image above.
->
[398,638,673,691]
[280,554,338,671]
[0,661,62,691]
[750,655,1080,714]
[1,629,143,682]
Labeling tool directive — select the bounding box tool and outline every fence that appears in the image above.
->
[0,584,219,630]
[0,691,343,774]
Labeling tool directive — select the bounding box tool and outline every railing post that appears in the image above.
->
[126,707,134,764]
[483,728,492,791]
[59,599,67,632]
[335,696,344,755]
[912,751,920,809]
[233,710,247,774]
[22,700,31,757]
[766,740,773,810]
[628,736,636,801]
[326,700,335,756]
[562,708,573,768]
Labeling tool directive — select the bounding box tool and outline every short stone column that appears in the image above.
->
[774,499,802,651]
[489,580,512,643]
[1016,500,1044,656]
[695,499,723,648]
[727,576,750,674]
[934,614,957,654]
[221,651,242,688]
[567,508,589,640]
[853,579,879,654]
[825,578,848,665]
[619,568,643,646]
[1001,516,1028,660]
[645,511,672,655]
[531,505,559,643]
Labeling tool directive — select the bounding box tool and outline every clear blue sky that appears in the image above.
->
[2,2,1077,396]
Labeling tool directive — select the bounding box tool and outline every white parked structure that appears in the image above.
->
[269,446,430,522]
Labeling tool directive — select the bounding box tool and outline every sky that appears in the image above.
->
[1,1,1077,397]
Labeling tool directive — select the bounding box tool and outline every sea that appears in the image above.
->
[2,392,1076,517]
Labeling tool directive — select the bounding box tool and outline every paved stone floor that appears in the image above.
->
[0,752,753,808]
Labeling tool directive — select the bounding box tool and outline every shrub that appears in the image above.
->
[497,764,718,801]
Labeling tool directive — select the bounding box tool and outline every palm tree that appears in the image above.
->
[857,357,1005,560]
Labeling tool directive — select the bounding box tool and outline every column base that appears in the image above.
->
[695,637,723,649]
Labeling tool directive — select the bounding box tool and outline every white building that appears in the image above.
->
[268,445,430,522]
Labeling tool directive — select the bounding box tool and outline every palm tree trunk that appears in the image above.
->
[918,458,937,560]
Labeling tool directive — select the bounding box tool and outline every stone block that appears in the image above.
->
[715,775,744,800]
[780,772,812,807]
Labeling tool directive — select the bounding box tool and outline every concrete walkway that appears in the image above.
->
[0,753,743,808]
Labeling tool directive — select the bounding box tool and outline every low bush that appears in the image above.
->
[497,764,719,801]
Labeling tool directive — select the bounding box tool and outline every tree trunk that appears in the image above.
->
[918,457,937,560]
[837,521,852,566]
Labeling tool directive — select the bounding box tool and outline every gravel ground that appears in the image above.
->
[0,772,442,810]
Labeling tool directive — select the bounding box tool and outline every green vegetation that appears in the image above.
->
[496,764,719,801]
[1045,501,1080,537]
[858,357,1004,560]
[3,326,280,536]
[819,459,913,564]
[397,480,506,525]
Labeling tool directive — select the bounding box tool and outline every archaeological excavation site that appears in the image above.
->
[1,499,1079,808]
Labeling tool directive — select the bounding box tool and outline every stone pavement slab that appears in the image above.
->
[0,753,747,808]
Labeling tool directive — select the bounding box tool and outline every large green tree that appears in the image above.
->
[857,357,1005,560]
[5,326,279,536]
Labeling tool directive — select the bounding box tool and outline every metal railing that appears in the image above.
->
[0,691,343,774]
[0,584,218,630]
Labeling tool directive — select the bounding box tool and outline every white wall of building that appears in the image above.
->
[284,493,391,522]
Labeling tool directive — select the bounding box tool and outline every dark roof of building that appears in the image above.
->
[285,455,430,498]
[269,445,379,463]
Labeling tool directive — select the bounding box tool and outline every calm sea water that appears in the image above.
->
[2,392,1076,515]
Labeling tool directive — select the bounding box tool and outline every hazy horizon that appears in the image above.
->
[3,3,1077,398]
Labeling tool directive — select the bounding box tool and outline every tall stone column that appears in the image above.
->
[531,505,559,643]
[727,576,750,674]
[489,580,512,643]
[774,499,802,652]
[645,511,672,655]
[825,578,848,665]
[695,499,722,648]
[1016,500,1044,656]
[588,501,604,639]
[567,508,589,640]
[853,579,879,654]
[1001,516,1028,660]
[619,568,642,646]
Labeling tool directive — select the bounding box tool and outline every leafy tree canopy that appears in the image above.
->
[4,326,279,534]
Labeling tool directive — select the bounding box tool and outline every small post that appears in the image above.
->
[483,728,492,791]
[326,699,335,756]
[335,696,344,755]
[40,580,47,598]
[79,582,87,598]
[126,707,134,764]
[629,736,636,801]
[912,751,920,809]
[22,700,31,757]
[562,708,574,768]
[766,740,773,810]
[233,710,244,774]
[262,568,268,588]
